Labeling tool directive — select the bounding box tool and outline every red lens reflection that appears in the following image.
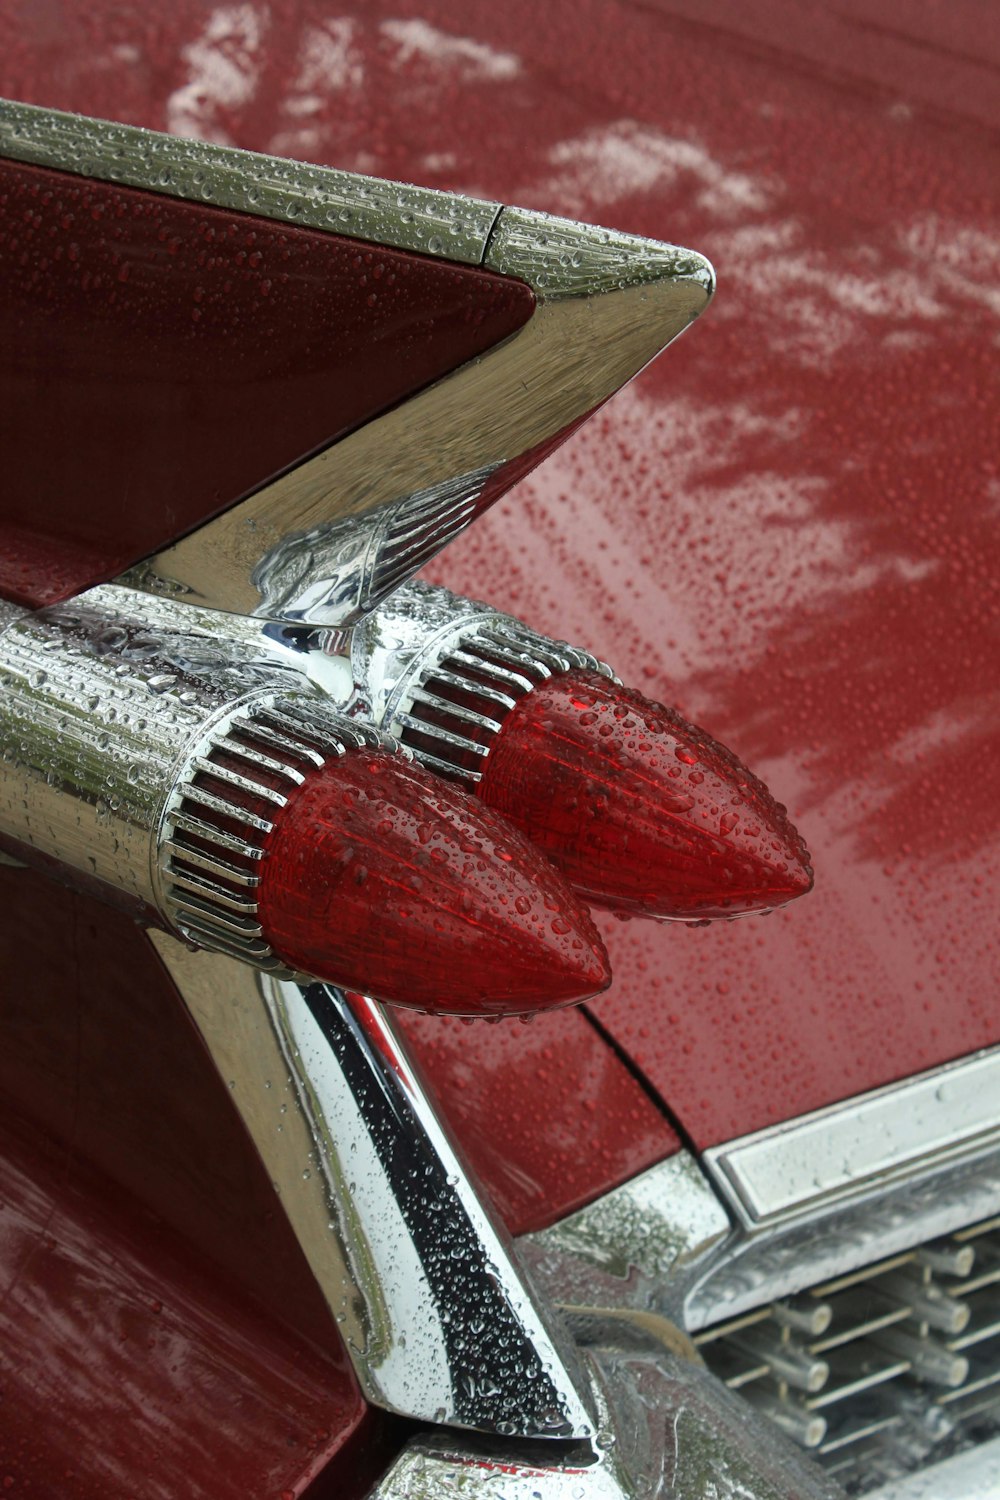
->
[257,750,611,1013]
[478,671,813,921]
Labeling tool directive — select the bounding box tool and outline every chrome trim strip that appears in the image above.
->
[510,1055,1000,1341]
[151,939,595,1441]
[0,98,500,265]
[704,1049,1000,1230]
[685,1139,1000,1331]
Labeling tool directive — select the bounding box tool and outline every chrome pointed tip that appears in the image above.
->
[485,204,714,307]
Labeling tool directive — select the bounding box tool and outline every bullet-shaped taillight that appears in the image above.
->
[476,671,812,921]
[0,590,609,1013]
[169,708,610,1013]
[373,584,813,922]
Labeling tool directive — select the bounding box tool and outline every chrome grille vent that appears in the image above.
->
[394,619,613,785]
[695,1216,1000,1494]
[160,700,392,971]
[369,471,494,605]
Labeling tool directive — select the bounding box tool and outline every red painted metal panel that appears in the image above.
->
[408,0,1000,1146]
[396,1006,679,1235]
[0,158,533,606]
[0,0,996,1339]
[0,866,357,1344]
[0,1108,370,1498]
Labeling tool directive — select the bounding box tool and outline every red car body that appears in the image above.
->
[0,2,998,1495]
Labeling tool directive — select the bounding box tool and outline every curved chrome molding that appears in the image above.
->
[512,1052,1000,1341]
[151,938,595,1441]
[119,218,711,625]
[517,1151,730,1314]
[0,98,500,265]
[370,1334,845,1499]
[486,204,713,299]
[686,1049,1000,1327]
[351,581,614,784]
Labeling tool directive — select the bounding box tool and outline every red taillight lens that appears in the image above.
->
[256,750,610,1014]
[477,671,813,921]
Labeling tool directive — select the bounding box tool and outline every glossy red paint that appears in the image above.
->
[395,1004,679,1234]
[0,866,353,1344]
[0,157,533,607]
[478,668,813,920]
[405,0,1000,1146]
[0,853,676,1227]
[253,747,611,1013]
[0,1112,370,1500]
[0,865,669,1490]
[0,0,996,1425]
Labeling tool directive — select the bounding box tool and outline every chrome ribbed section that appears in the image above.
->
[696,1217,1000,1494]
[367,469,497,607]
[160,699,396,970]
[393,618,614,785]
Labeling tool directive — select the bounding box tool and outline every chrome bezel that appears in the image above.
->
[703,1048,1000,1232]
[517,1050,1000,1334]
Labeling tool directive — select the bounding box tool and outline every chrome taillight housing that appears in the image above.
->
[351,582,813,923]
[0,588,609,1013]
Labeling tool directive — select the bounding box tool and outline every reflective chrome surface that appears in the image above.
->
[485,204,714,298]
[3,100,713,628]
[0,103,714,631]
[121,222,710,625]
[696,1215,1000,1491]
[873,1432,1000,1498]
[353,581,613,783]
[370,1332,846,1499]
[0,585,325,906]
[348,580,502,727]
[704,1050,1000,1230]
[518,1152,729,1314]
[0,584,302,908]
[687,1142,1000,1332]
[527,1062,1000,1332]
[0,98,500,264]
[517,1061,1000,1495]
[158,700,396,972]
[249,466,502,625]
[152,939,594,1440]
[0,584,357,943]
